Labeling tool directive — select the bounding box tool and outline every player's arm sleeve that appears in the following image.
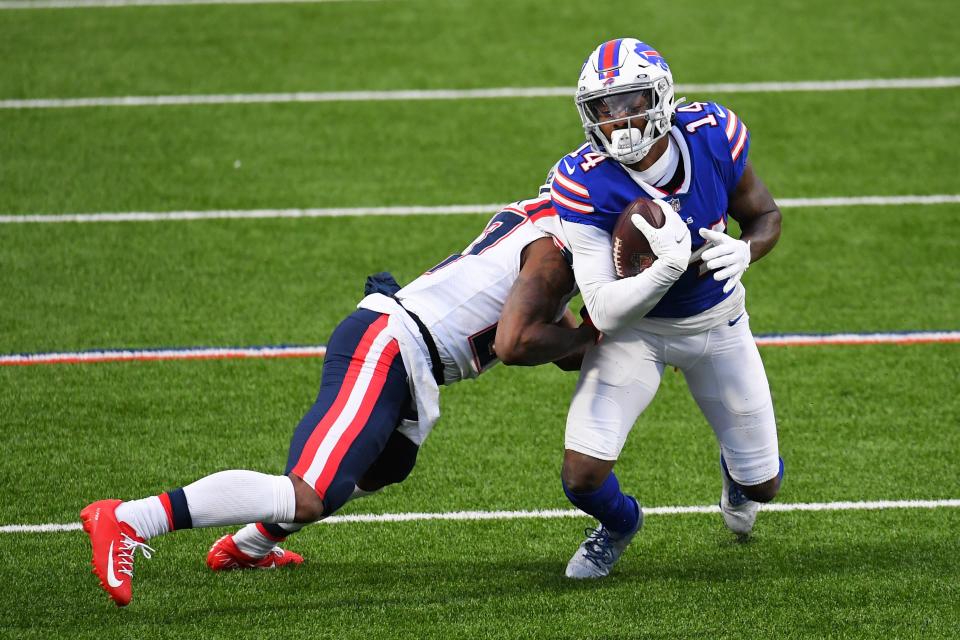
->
[562,220,680,335]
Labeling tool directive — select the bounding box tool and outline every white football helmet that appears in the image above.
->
[575,38,683,165]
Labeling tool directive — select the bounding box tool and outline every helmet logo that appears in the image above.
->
[603,77,616,86]
[633,42,670,72]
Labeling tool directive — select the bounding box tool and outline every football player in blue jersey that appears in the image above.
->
[547,38,786,578]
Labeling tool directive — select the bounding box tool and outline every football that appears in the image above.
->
[611,197,666,278]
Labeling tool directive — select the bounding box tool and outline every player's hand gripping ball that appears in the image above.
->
[611,197,666,278]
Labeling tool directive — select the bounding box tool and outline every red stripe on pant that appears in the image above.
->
[310,339,401,498]
[290,314,389,489]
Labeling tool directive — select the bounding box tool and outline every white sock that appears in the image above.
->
[230,483,376,558]
[183,470,296,528]
[232,522,305,558]
[115,496,169,541]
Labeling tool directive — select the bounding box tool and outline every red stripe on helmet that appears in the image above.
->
[599,39,621,72]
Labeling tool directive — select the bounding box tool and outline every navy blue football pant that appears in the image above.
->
[285,309,417,517]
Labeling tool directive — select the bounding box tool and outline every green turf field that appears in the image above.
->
[1,0,958,638]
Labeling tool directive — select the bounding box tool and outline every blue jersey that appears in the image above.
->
[550,101,751,318]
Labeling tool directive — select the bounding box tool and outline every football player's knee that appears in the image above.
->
[561,452,613,494]
[289,473,326,522]
[742,476,780,503]
[358,432,419,491]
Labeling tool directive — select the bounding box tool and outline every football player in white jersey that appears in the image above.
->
[547,38,785,579]
[80,194,596,607]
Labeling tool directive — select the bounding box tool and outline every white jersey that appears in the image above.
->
[397,195,571,383]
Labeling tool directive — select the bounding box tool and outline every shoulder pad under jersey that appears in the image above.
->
[549,142,623,231]
[674,101,751,192]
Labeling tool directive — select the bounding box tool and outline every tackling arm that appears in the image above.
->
[494,237,597,370]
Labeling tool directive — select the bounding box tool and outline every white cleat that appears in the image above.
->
[719,456,760,536]
[565,499,642,579]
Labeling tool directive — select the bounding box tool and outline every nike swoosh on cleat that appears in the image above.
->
[106,541,123,588]
[728,313,745,327]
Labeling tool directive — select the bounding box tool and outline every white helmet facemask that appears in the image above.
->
[585,88,663,164]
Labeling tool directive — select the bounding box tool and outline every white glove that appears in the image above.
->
[699,228,751,293]
[631,199,691,277]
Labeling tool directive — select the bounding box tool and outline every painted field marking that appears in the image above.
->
[0,0,376,9]
[0,345,328,366]
[1,77,958,109]
[753,331,960,347]
[4,498,959,534]
[0,203,504,224]
[2,194,959,225]
[2,331,957,367]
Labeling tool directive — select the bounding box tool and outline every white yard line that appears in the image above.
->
[0,345,329,365]
[324,499,960,523]
[1,78,958,109]
[777,195,960,208]
[2,194,959,225]
[1,332,957,367]
[4,498,959,534]
[0,0,376,9]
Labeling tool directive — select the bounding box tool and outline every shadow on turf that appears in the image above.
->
[166,535,946,618]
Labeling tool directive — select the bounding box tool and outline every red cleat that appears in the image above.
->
[206,534,303,571]
[80,499,154,607]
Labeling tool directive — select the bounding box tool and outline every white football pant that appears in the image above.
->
[565,313,780,486]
